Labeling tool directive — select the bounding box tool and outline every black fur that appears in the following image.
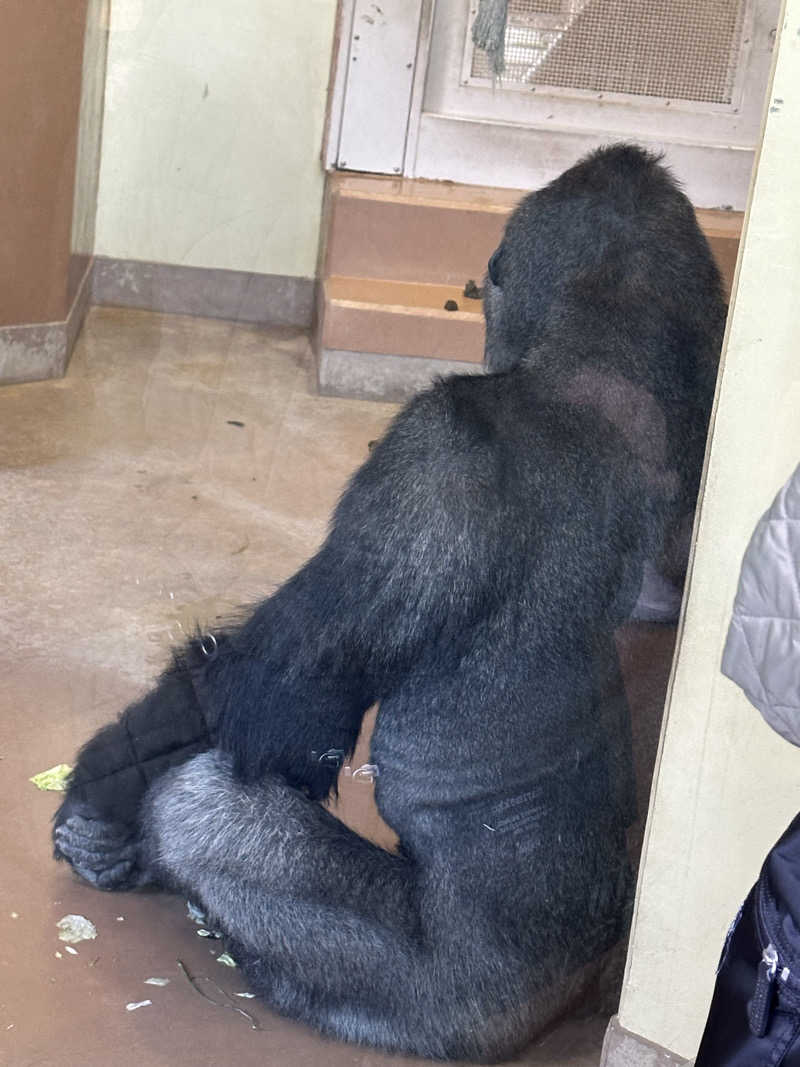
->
[53,144,726,1061]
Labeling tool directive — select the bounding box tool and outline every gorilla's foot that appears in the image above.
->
[53,807,150,891]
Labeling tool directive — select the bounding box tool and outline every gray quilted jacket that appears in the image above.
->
[722,463,800,745]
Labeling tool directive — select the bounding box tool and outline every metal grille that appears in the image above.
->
[470,0,748,104]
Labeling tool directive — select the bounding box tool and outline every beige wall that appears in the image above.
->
[618,0,800,1057]
[94,0,338,279]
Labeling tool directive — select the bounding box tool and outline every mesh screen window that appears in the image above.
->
[471,0,748,105]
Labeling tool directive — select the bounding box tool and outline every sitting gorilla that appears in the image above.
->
[53,145,726,1062]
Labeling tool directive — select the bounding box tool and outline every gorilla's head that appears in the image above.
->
[481,143,725,386]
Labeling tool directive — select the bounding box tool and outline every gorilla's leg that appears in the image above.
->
[144,751,417,932]
[122,751,578,1062]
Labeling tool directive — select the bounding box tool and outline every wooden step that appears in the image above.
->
[323,172,742,295]
[317,275,485,403]
[324,276,484,362]
[694,208,742,296]
[324,174,514,287]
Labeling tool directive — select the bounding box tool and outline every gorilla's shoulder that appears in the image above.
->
[397,372,522,447]
[352,372,538,518]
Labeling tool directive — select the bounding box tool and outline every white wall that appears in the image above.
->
[95,0,337,278]
[617,0,800,1057]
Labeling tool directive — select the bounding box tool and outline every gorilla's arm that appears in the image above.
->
[54,382,507,850]
[212,385,507,788]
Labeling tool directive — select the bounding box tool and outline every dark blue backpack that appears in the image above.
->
[695,813,800,1065]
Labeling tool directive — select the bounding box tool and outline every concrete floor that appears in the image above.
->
[0,308,673,1066]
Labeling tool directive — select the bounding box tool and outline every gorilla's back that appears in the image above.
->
[370,370,649,832]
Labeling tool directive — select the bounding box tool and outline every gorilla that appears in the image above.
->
[53,145,726,1062]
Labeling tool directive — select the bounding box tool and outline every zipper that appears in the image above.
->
[749,943,779,1038]
[749,879,794,1037]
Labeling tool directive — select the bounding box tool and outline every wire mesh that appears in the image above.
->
[471,0,747,104]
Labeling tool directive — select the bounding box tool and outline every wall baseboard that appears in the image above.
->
[92,257,314,329]
[0,258,93,386]
[601,1016,691,1067]
[0,258,315,387]
[317,347,482,403]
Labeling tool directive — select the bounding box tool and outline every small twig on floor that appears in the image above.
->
[176,959,262,1031]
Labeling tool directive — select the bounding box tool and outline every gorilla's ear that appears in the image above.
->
[487,245,504,287]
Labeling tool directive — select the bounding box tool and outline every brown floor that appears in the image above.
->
[0,308,674,1066]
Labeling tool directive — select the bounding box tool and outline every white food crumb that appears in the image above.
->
[186,902,205,924]
[144,978,170,986]
[235,992,256,998]
[64,946,78,956]
[10,912,19,919]
[125,1000,152,1012]
[216,952,237,968]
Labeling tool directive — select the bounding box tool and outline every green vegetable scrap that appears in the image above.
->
[30,764,72,791]
[56,914,97,943]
